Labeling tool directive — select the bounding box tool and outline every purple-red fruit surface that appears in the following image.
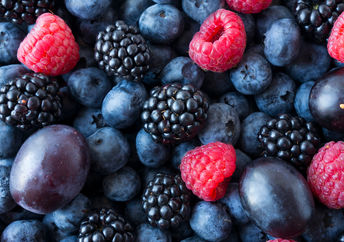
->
[10,125,90,214]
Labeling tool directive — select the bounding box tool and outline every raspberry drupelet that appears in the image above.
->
[226,0,272,14]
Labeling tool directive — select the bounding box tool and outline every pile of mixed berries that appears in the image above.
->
[2,0,344,241]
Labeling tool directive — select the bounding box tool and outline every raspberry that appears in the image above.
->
[180,142,236,201]
[17,13,79,76]
[188,9,246,73]
[307,141,344,209]
[226,0,272,14]
[328,12,344,63]
[267,239,296,242]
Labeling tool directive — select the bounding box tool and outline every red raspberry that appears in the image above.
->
[17,13,79,76]
[180,142,236,201]
[188,9,246,72]
[267,239,296,242]
[307,141,344,209]
[328,12,344,63]
[226,0,272,14]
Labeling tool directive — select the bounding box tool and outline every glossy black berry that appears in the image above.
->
[141,83,209,144]
[0,0,55,24]
[294,0,344,43]
[258,114,321,170]
[78,208,135,242]
[142,173,192,230]
[94,20,150,81]
[0,73,62,130]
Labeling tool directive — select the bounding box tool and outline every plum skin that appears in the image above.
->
[10,125,90,214]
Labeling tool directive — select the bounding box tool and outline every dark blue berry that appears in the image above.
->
[65,0,112,20]
[87,127,130,174]
[139,4,184,44]
[255,72,296,116]
[182,0,225,24]
[68,67,112,108]
[294,81,315,122]
[1,220,48,242]
[103,166,141,202]
[73,108,106,137]
[136,223,172,242]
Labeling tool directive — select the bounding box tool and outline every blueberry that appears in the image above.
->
[103,166,141,202]
[0,23,26,65]
[171,221,194,241]
[153,0,177,4]
[0,120,24,159]
[171,139,199,170]
[0,64,29,86]
[1,220,48,242]
[198,103,241,146]
[285,42,331,83]
[230,52,272,95]
[0,160,16,214]
[75,43,98,69]
[136,223,172,242]
[181,235,207,242]
[322,128,344,142]
[44,194,91,235]
[239,222,268,242]
[220,183,250,225]
[65,0,112,20]
[43,213,71,241]
[160,57,205,89]
[60,236,78,242]
[238,13,256,45]
[201,71,234,97]
[143,44,177,87]
[68,67,112,108]
[302,204,344,242]
[0,207,43,226]
[264,18,301,66]
[219,92,251,120]
[125,197,147,226]
[256,5,294,38]
[102,80,147,129]
[78,7,118,45]
[87,127,130,174]
[294,81,315,122]
[73,108,107,137]
[239,112,270,157]
[136,129,171,168]
[139,4,184,44]
[231,149,252,182]
[255,72,296,116]
[174,19,200,56]
[182,0,225,24]
[190,201,232,242]
[120,0,154,26]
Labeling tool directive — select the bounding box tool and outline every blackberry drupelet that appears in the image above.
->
[94,20,150,81]
[294,0,344,43]
[141,83,209,144]
[0,73,62,129]
[78,208,135,242]
[258,114,321,170]
[142,173,192,230]
[0,0,55,25]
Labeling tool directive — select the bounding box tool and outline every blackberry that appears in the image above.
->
[258,114,321,169]
[0,0,55,25]
[142,173,192,230]
[0,73,62,129]
[141,83,209,144]
[94,20,150,82]
[294,0,344,43]
[78,208,135,242]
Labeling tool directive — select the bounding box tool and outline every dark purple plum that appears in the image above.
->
[309,67,344,132]
[10,125,90,214]
[239,157,314,238]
